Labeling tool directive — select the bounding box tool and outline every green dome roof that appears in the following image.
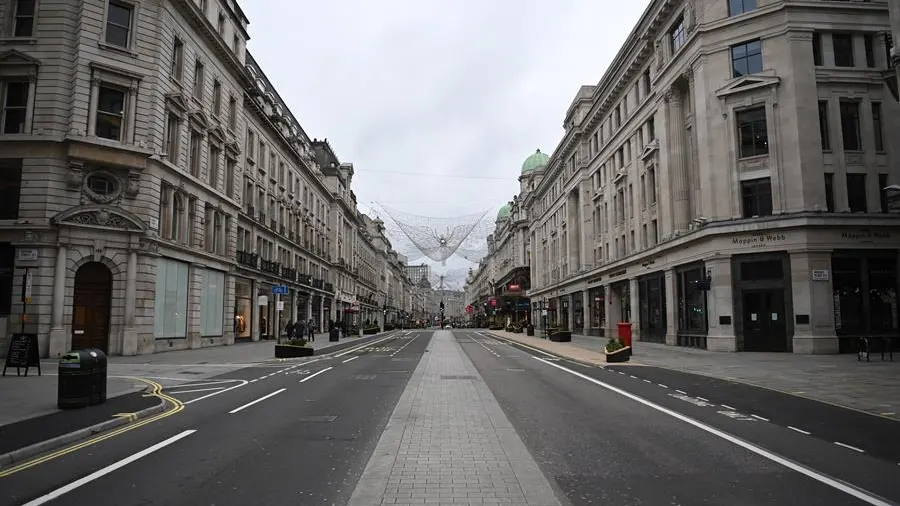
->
[521,149,549,174]
[496,203,511,220]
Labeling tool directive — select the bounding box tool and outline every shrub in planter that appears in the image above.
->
[364,326,380,335]
[548,325,572,342]
[275,338,315,358]
[605,337,631,363]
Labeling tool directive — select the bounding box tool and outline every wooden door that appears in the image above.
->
[72,262,112,352]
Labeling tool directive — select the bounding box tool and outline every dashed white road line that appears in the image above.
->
[342,356,359,363]
[642,379,651,383]
[788,426,811,435]
[751,414,769,422]
[629,375,638,379]
[299,367,333,383]
[676,389,687,395]
[334,333,398,358]
[228,388,286,414]
[390,334,420,356]
[834,442,865,453]
[533,357,893,506]
[720,404,736,411]
[658,384,669,389]
[22,430,198,506]
[167,386,225,395]
[696,396,710,402]
[184,379,248,405]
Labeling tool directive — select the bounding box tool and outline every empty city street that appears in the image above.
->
[2,330,898,506]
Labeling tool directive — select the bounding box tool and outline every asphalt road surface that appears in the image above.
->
[2,328,898,506]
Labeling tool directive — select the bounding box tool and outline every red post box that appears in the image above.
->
[617,322,633,349]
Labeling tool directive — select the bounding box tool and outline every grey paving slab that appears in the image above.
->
[348,330,561,506]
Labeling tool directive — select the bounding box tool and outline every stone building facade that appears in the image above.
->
[0,0,413,358]
[522,0,899,353]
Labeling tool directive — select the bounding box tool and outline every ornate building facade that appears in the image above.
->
[0,0,413,357]
[524,0,899,353]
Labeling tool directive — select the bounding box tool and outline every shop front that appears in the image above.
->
[731,252,792,352]
[234,277,253,341]
[832,249,898,352]
[587,287,605,336]
[675,263,708,348]
[256,283,273,339]
[638,273,666,343]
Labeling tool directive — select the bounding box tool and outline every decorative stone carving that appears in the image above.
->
[655,40,663,69]
[52,205,148,232]
[138,239,159,254]
[685,0,696,32]
[845,153,864,166]
[126,170,141,197]
[68,161,85,189]
[738,156,770,173]
[92,239,105,262]
[82,169,122,204]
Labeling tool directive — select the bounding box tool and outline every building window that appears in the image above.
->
[86,173,116,196]
[740,177,772,217]
[212,79,221,115]
[731,40,762,77]
[839,100,861,151]
[11,0,35,37]
[817,100,830,151]
[199,268,225,336]
[170,38,184,81]
[871,102,883,152]
[164,112,180,162]
[225,157,235,198]
[0,159,22,220]
[95,85,126,141]
[189,130,202,177]
[846,173,867,213]
[208,144,220,188]
[228,95,237,130]
[879,174,889,213]
[216,11,225,34]
[728,0,756,16]
[104,1,133,48]
[154,257,189,339]
[832,253,899,337]
[670,17,686,54]
[824,173,835,212]
[864,34,875,68]
[832,34,854,67]
[1,80,29,134]
[812,32,822,66]
[736,107,768,158]
[192,60,204,99]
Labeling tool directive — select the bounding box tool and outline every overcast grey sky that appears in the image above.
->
[240,1,649,279]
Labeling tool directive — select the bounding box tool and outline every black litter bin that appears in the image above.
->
[526,324,535,336]
[58,350,93,409]
[87,348,108,405]
[329,328,339,342]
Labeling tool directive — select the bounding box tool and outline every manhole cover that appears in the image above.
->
[350,374,377,380]
[441,375,476,380]
[296,415,338,423]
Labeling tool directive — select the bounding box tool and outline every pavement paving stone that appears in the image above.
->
[349,330,560,506]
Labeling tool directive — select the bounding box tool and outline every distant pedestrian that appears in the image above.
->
[293,320,305,340]
[284,321,296,339]
[307,319,316,341]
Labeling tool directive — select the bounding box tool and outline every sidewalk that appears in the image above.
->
[0,330,387,464]
[349,330,559,506]
[486,330,900,421]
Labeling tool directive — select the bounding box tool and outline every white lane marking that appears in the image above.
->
[299,367,333,383]
[629,375,638,379]
[334,334,397,358]
[642,379,652,383]
[617,371,626,375]
[834,442,865,453]
[161,380,238,389]
[228,388,286,414]
[390,334,420,356]
[342,356,359,363]
[788,426,811,435]
[721,404,736,410]
[658,384,669,389]
[483,333,557,358]
[696,396,710,402]
[184,379,248,405]
[249,379,258,383]
[676,389,687,395]
[532,357,893,506]
[23,430,197,506]
[751,414,769,422]
[469,333,501,357]
[166,387,225,395]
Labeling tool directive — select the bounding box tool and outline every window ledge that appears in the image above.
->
[0,37,37,45]
[97,41,138,58]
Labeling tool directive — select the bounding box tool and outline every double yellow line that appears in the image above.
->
[0,378,184,477]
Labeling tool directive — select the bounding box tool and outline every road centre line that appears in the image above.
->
[788,426,811,435]
[480,332,558,359]
[721,404,736,410]
[834,442,865,453]
[676,389,687,395]
[532,356,893,506]
[469,333,501,357]
[334,333,398,358]
[658,384,669,389]
[228,388,286,414]
[299,367,333,383]
[166,387,225,395]
[183,379,248,405]
[21,430,197,506]
[342,356,358,363]
[751,414,770,422]
[390,334,420,356]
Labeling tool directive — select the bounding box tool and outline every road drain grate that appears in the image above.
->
[441,375,476,380]
[296,415,338,423]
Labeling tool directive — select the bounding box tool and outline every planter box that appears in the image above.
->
[364,327,380,335]
[605,346,631,363]
[549,330,572,342]
[275,344,315,358]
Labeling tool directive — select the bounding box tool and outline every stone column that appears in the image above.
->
[666,86,690,233]
[705,257,736,351]
[790,251,838,354]
[582,290,592,334]
[319,296,326,334]
[290,290,297,323]
[250,279,260,342]
[121,249,139,355]
[629,278,640,342]
[605,285,619,337]
[48,244,68,358]
[664,269,677,345]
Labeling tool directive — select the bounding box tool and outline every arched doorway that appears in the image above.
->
[72,262,113,352]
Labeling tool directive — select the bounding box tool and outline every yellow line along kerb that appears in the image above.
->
[0,378,185,478]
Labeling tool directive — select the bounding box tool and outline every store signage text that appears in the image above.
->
[840,231,891,241]
[732,232,787,248]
